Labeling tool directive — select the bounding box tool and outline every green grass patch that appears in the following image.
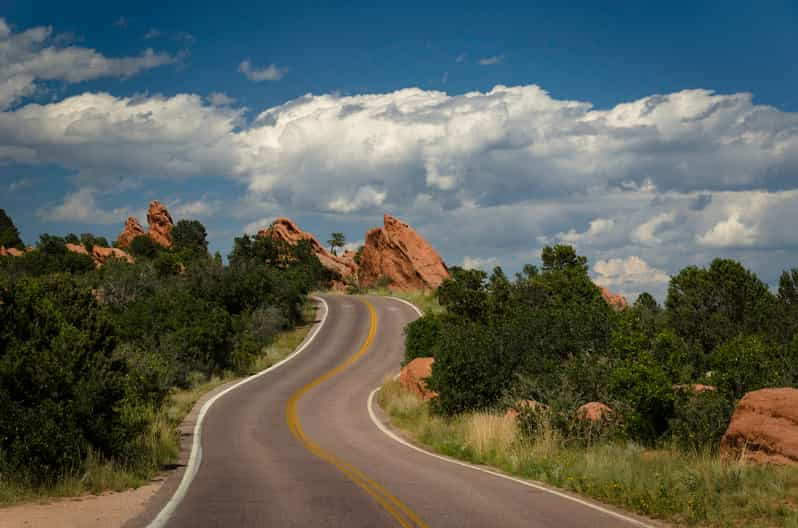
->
[359,287,442,315]
[0,311,315,507]
[377,379,798,528]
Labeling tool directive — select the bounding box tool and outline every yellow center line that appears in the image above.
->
[285,298,429,528]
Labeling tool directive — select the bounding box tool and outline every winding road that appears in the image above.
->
[130,295,651,528]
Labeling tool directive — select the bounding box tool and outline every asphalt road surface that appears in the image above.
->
[139,294,650,528]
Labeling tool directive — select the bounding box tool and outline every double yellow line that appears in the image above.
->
[285,299,429,528]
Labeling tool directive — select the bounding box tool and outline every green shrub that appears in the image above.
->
[0,275,133,483]
[404,313,443,364]
[652,330,699,383]
[608,353,674,444]
[709,335,785,399]
[669,390,734,453]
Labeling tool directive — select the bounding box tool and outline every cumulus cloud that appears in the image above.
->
[171,198,222,219]
[593,256,670,287]
[238,59,285,81]
[4,81,798,293]
[0,18,175,110]
[633,211,676,245]
[462,256,499,271]
[36,187,131,224]
[555,218,615,244]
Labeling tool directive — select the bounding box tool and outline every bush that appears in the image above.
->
[608,353,674,444]
[669,390,734,453]
[709,335,785,399]
[404,313,443,364]
[0,275,133,483]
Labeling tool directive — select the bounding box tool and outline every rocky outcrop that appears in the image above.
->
[598,286,629,311]
[721,388,798,465]
[0,246,24,257]
[65,243,90,256]
[146,200,174,248]
[66,243,133,267]
[399,357,437,400]
[116,216,145,248]
[505,400,546,419]
[673,384,716,393]
[358,214,449,292]
[576,402,614,422]
[258,217,357,286]
[92,246,134,266]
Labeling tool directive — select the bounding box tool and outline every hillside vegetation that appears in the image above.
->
[0,216,330,503]
[388,244,798,526]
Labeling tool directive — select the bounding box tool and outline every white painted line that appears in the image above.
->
[147,296,330,528]
[387,296,424,316]
[371,296,652,528]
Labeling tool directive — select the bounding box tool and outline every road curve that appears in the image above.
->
[133,294,651,527]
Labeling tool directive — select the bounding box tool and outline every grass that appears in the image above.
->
[377,378,798,528]
[0,306,316,508]
[358,286,443,315]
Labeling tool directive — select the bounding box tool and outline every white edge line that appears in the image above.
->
[374,296,652,528]
[147,296,329,528]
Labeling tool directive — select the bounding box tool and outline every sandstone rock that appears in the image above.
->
[116,216,145,248]
[721,388,798,465]
[673,384,716,393]
[92,246,134,266]
[505,400,547,419]
[65,243,90,256]
[259,217,357,285]
[399,357,437,400]
[358,214,449,292]
[147,200,174,248]
[0,246,24,257]
[576,402,614,422]
[598,286,629,311]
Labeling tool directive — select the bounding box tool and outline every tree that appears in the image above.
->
[327,232,345,256]
[172,219,208,255]
[0,209,23,249]
[665,259,775,356]
[128,235,163,258]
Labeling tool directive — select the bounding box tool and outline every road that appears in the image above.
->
[134,294,650,528]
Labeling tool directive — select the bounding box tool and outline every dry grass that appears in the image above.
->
[378,379,798,527]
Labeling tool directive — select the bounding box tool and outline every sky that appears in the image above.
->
[1,1,797,301]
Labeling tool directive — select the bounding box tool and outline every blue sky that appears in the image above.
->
[1,1,797,299]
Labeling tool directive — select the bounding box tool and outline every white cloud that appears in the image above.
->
[555,218,615,244]
[478,55,504,65]
[36,187,131,224]
[0,18,175,110]
[171,198,222,219]
[462,256,499,270]
[144,29,161,39]
[633,211,676,245]
[207,92,235,106]
[327,186,387,213]
[343,239,364,252]
[593,256,670,287]
[697,212,757,247]
[238,59,285,81]
[455,53,467,63]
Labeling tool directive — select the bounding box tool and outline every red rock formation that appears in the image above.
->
[721,388,798,465]
[505,400,546,419]
[673,384,716,393]
[598,286,629,311]
[92,246,134,266]
[65,242,90,256]
[576,402,614,422]
[147,200,174,248]
[66,243,133,267]
[116,216,145,248]
[259,217,357,285]
[399,357,438,400]
[358,214,449,292]
[0,246,24,257]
